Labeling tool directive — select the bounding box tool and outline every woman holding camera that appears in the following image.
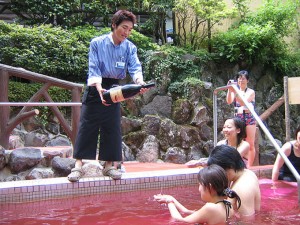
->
[226,70,256,167]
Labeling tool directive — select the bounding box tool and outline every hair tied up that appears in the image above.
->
[223,188,234,198]
[223,188,241,209]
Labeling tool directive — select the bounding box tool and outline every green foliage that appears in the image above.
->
[97,27,160,51]
[68,25,100,45]
[213,22,279,63]
[174,0,237,50]
[141,45,208,83]
[232,0,250,19]
[168,77,204,97]
[129,30,160,51]
[245,0,299,37]
[212,0,300,75]
[9,0,139,27]
[0,21,88,82]
[0,21,158,82]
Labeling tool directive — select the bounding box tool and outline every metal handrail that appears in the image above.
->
[213,84,300,204]
[0,102,82,106]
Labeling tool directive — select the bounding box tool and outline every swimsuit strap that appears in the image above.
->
[290,142,294,151]
[215,200,232,222]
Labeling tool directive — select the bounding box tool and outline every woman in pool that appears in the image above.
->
[207,145,261,217]
[186,117,250,167]
[272,126,300,182]
[226,70,256,167]
[154,164,241,225]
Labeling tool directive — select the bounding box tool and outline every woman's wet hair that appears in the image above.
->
[235,70,249,80]
[207,145,246,171]
[231,117,247,145]
[294,126,300,139]
[111,10,136,31]
[198,164,241,209]
[197,164,228,196]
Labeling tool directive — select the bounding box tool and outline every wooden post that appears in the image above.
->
[71,87,83,146]
[0,68,10,148]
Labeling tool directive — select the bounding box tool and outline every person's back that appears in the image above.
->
[207,145,261,217]
[230,169,260,216]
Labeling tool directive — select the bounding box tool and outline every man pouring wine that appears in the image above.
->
[68,10,152,182]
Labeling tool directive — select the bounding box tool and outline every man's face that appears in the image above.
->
[112,20,133,44]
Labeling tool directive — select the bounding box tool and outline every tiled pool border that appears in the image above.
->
[0,168,200,203]
[0,166,272,204]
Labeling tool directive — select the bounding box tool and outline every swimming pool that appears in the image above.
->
[1,179,299,224]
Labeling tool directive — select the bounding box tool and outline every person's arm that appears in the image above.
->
[153,194,194,214]
[185,158,208,168]
[272,142,292,181]
[87,39,103,86]
[237,141,250,159]
[226,86,236,104]
[127,45,143,84]
[168,202,214,224]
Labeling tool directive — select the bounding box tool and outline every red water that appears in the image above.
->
[0,179,299,225]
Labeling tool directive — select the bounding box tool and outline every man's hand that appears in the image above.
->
[136,78,149,94]
[95,83,110,106]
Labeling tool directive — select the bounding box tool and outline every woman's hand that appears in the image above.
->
[153,194,174,204]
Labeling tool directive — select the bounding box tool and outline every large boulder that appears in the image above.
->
[8,148,42,173]
[136,135,159,162]
[0,145,6,170]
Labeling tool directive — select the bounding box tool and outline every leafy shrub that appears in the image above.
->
[211,0,300,75]
[212,22,279,64]
[168,77,204,97]
[0,21,88,82]
[141,45,208,83]
[0,21,158,83]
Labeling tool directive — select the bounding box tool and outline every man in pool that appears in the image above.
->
[207,145,261,217]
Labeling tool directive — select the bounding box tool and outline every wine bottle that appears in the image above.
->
[103,82,155,104]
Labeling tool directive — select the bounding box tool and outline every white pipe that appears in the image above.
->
[214,84,300,183]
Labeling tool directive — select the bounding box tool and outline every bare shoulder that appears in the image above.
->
[240,140,250,149]
[236,169,259,185]
[282,141,294,153]
[248,88,255,93]
[244,169,259,182]
[201,202,221,214]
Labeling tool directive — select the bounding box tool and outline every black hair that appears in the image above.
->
[207,145,246,171]
[295,126,300,140]
[235,70,249,81]
[111,10,136,31]
[197,164,228,196]
[198,164,241,209]
[231,117,247,145]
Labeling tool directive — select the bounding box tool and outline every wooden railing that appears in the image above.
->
[0,63,84,149]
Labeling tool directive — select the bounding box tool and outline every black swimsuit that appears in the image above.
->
[194,200,232,225]
[215,200,232,222]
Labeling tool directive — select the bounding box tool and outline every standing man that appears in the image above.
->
[68,10,148,181]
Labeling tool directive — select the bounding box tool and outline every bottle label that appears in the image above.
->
[109,88,125,103]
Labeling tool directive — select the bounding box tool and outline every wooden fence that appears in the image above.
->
[0,63,83,149]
